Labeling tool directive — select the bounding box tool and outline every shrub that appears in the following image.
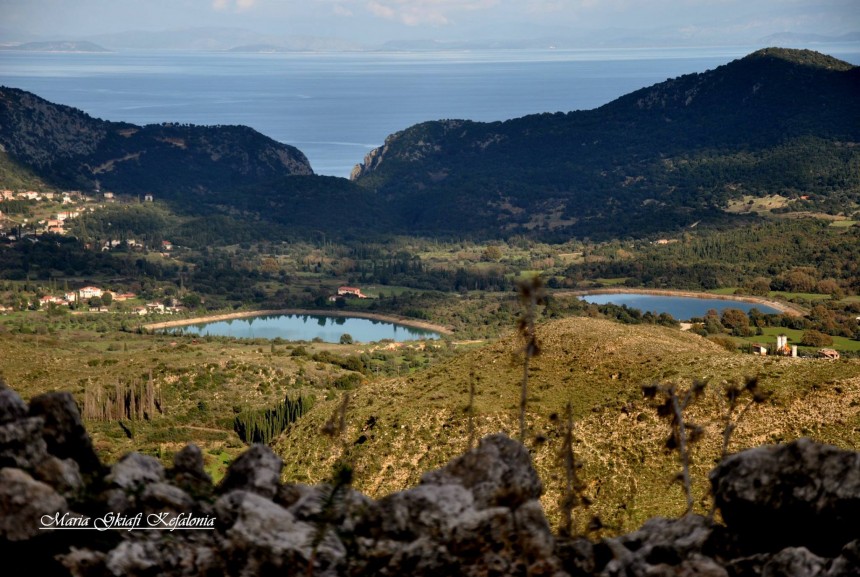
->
[800,330,833,347]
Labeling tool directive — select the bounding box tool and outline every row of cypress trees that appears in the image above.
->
[233,394,310,445]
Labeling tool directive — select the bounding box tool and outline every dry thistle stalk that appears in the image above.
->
[719,375,770,460]
[517,276,544,443]
[310,394,354,575]
[466,371,478,450]
[642,379,707,515]
[709,375,770,519]
[557,402,594,537]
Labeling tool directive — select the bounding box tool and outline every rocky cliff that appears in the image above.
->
[1,379,858,576]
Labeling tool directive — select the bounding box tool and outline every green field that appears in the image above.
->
[768,291,832,302]
[734,326,860,352]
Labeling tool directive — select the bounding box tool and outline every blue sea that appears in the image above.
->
[2,45,858,177]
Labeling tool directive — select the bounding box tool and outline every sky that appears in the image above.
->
[0,0,858,46]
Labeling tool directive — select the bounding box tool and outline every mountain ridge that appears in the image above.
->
[2,47,858,239]
[350,47,860,238]
[0,86,313,199]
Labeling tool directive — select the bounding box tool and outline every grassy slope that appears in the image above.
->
[275,316,860,535]
[0,326,359,480]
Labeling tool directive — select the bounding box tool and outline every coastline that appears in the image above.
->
[142,309,454,335]
[554,288,806,317]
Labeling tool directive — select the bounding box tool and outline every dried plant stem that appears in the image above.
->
[670,389,694,514]
[467,373,477,451]
[519,351,530,443]
[517,276,543,444]
[561,402,576,536]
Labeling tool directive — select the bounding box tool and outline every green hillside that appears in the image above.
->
[275,316,860,534]
[351,48,860,238]
[0,86,312,197]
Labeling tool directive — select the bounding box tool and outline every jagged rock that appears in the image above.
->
[555,536,597,577]
[107,452,165,490]
[826,540,860,577]
[218,444,282,499]
[58,547,108,577]
[761,547,827,577]
[0,415,48,469]
[596,515,723,577]
[278,482,372,539]
[217,489,344,576]
[28,392,101,473]
[0,467,68,541]
[140,482,195,514]
[33,456,84,497]
[168,444,213,498]
[0,384,27,424]
[370,483,475,541]
[710,438,860,557]
[352,435,564,576]
[420,433,543,509]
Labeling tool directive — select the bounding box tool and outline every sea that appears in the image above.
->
[2,44,858,178]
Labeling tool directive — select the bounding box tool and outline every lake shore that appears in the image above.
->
[142,309,454,335]
[554,288,806,317]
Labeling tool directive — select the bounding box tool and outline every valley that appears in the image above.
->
[0,46,858,542]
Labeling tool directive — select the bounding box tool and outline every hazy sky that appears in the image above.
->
[1,0,858,44]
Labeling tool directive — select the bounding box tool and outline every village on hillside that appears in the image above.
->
[0,187,168,253]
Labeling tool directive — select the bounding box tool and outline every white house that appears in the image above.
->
[78,286,103,299]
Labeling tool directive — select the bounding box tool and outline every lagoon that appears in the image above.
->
[580,293,782,321]
[171,313,440,342]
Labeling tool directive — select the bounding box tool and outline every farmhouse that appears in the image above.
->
[337,286,367,299]
[750,343,768,356]
[819,349,840,360]
[78,286,103,299]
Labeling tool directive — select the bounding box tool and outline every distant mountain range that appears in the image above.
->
[2,26,857,52]
[1,48,857,239]
[0,41,109,53]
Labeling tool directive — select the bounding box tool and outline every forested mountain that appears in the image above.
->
[1,48,858,240]
[0,86,312,198]
[352,48,860,238]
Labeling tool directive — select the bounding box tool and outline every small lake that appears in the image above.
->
[580,293,781,321]
[170,314,440,342]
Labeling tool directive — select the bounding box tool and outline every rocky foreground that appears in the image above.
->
[1,382,858,576]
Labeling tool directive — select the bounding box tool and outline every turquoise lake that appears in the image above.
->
[580,293,781,321]
[171,314,440,342]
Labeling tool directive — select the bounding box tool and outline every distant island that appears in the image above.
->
[0,40,110,53]
[227,44,292,53]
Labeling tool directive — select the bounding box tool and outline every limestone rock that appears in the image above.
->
[33,456,84,497]
[217,444,282,499]
[0,415,48,469]
[420,433,543,509]
[710,438,860,557]
[826,540,860,577]
[0,385,27,424]
[0,467,68,541]
[761,547,827,577]
[107,452,165,491]
[595,515,722,577]
[28,392,101,473]
[168,444,213,498]
[217,489,346,576]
